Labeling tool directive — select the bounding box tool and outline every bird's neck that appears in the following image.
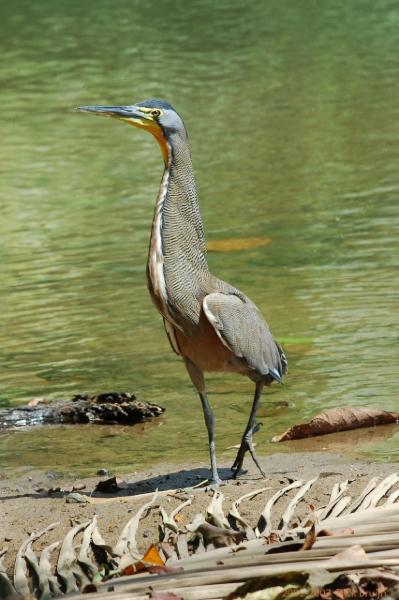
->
[147,130,209,328]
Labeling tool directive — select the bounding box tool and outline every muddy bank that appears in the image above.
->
[1,451,398,579]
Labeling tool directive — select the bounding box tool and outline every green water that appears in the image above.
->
[1,0,399,476]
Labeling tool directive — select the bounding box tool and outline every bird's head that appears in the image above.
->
[77,99,185,165]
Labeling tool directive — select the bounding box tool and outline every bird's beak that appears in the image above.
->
[77,103,169,165]
[77,105,150,128]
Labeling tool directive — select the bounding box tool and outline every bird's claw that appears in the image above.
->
[231,444,246,479]
[231,434,266,479]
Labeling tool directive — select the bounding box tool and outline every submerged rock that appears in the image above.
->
[0,392,165,429]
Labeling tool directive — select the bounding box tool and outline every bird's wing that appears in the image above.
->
[163,318,181,355]
[203,292,287,381]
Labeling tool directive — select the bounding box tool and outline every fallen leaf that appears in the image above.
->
[120,564,137,576]
[121,544,165,576]
[95,476,127,493]
[142,544,165,566]
[272,407,399,442]
[207,237,272,252]
[301,523,316,550]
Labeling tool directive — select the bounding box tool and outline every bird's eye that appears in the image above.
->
[151,109,161,118]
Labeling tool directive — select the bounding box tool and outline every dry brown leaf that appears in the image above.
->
[120,564,137,576]
[121,544,165,576]
[207,237,272,252]
[301,523,316,550]
[272,406,399,442]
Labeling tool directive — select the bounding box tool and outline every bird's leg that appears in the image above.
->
[232,381,266,479]
[183,358,223,487]
[199,392,223,487]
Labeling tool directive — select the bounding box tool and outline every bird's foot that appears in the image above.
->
[204,476,225,491]
[231,434,266,479]
[184,475,224,493]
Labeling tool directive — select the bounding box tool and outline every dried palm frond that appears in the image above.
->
[4,473,399,599]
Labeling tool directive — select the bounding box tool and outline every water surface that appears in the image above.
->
[1,0,399,475]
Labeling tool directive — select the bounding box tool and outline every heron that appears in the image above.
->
[78,99,287,486]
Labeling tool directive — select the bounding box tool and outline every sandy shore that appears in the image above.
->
[1,451,398,578]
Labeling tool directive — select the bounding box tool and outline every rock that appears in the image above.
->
[95,476,127,493]
[97,468,109,476]
[65,492,89,504]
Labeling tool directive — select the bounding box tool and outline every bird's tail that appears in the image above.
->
[269,341,288,384]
